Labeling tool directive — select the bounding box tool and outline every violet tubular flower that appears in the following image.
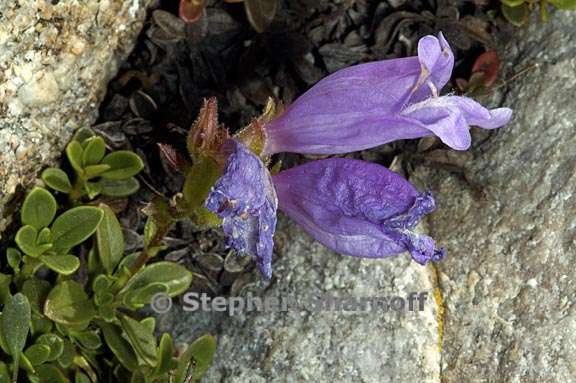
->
[272,158,445,264]
[205,139,278,279]
[262,33,512,155]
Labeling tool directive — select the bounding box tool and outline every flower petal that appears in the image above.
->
[448,96,513,129]
[401,95,512,150]
[263,33,458,155]
[409,32,455,104]
[263,56,423,155]
[205,139,278,278]
[401,97,472,150]
[272,158,444,264]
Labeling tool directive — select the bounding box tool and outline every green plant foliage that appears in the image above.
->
[548,0,576,8]
[1,293,31,381]
[44,130,142,201]
[0,132,215,382]
[101,151,145,180]
[96,204,125,275]
[501,0,576,26]
[42,168,73,194]
[21,187,57,230]
[175,335,217,383]
[51,207,104,252]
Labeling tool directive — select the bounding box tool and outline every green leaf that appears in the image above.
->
[42,168,73,194]
[74,371,91,383]
[85,182,102,199]
[117,253,140,271]
[71,331,102,350]
[21,187,57,229]
[2,293,31,382]
[40,255,81,275]
[175,334,217,382]
[84,164,112,179]
[123,283,168,308]
[130,371,146,383]
[78,353,98,382]
[16,225,40,257]
[2,293,31,356]
[92,274,113,293]
[6,247,22,272]
[73,127,95,144]
[30,314,53,335]
[155,333,175,375]
[19,352,35,374]
[99,177,140,197]
[75,371,91,383]
[22,278,52,314]
[25,344,51,365]
[97,304,115,321]
[96,204,125,275]
[44,281,96,325]
[101,151,144,180]
[99,322,139,371]
[37,227,53,245]
[36,334,64,361]
[119,314,157,367]
[66,140,85,174]
[0,274,12,306]
[501,0,526,6]
[35,364,68,383]
[51,207,104,252]
[501,2,530,26]
[0,362,9,383]
[183,155,222,227]
[548,0,576,9]
[56,339,75,368]
[139,317,156,334]
[81,136,106,166]
[120,262,193,298]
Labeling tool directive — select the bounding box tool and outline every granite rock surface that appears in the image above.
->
[0,0,155,234]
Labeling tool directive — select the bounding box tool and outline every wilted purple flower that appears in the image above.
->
[206,140,445,278]
[263,33,512,155]
[272,158,445,264]
[205,139,278,279]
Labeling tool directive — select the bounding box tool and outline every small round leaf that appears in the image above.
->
[40,255,81,275]
[99,177,140,197]
[42,168,73,194]
[21,187,57,229]
[24,344,51,366]
[44,281,96,325]
[36,334,65,362]
[101,151,144,180]
[81,136,106,166]
[51,207,104,252]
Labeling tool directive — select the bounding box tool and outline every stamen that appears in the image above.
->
[427,81,438,98]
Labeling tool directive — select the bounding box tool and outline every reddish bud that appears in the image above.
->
[179,0,205,24]
[187,98,229,162]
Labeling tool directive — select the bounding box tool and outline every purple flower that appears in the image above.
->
[272,158,445,264]
[263,33,512,155]
[205,139,278,279]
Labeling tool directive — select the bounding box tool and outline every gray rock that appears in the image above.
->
[0,0,156,235]
[413,12,576,383]
[162,218,443,382]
